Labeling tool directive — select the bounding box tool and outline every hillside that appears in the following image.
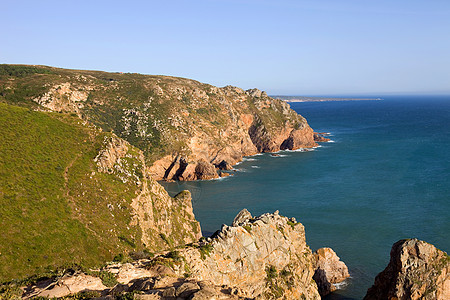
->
[0,64,320,287]
[0,102,200,282]
[0,64,318,181]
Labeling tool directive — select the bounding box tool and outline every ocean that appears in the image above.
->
[162,95,450,299]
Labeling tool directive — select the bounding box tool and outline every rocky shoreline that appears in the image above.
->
[13,211,449,300]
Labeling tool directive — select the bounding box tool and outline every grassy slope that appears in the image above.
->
[0,103,143,282]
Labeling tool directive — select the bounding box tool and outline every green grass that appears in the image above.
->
[0,65,53,77]
[198,243,214,260]
[0,103,144,282]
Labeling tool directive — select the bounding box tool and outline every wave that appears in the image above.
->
[251,165,260,168]
[333,279,349,290]
[243,158,257,162]
[270,154,288,157]
[327,139,335,143]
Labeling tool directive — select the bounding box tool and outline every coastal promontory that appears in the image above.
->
[0,64,319,182]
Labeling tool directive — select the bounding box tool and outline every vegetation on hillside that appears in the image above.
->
[0,64,307,165]
[0,103,144,282]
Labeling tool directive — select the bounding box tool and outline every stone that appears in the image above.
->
[313,133,330,142]
[194,160,219,180]
[364,238,450,300]
[175,282,200,298]
[35,274,107,298]
[231,209,252,226]
[215,160,233,170]
[129,277,156,291]
[134,293,162,300]
[162,286,176,298]
[246,88,263,98]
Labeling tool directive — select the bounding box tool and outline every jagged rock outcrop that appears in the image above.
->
[0,65,319,181]
[364,239,450,300]
[313,247,350,296]
[174,210,321,299]
[313,133,330,143]
[24,210,337,299]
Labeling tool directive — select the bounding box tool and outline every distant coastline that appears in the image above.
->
[272,95,383,102]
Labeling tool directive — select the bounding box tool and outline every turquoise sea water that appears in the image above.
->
[162,95,450,299]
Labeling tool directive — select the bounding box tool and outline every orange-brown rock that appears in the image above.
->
[364,239,450,300]
[313,247,350,296]
[314,132,331,142]
[194,159,219,180]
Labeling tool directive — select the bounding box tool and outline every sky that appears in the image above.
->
[2,0,450,95]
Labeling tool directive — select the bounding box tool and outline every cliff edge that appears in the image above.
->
[364,239,450,300]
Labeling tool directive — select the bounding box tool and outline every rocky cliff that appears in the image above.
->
[364,239,450,300]
[22,210,351,300]
[0,64,319,181]
[23,209,352,299]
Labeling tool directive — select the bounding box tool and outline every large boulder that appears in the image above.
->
[194,159,219,180]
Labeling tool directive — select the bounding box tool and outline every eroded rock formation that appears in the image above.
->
[313,247,350,296]
[364,238,450,300]
[25,210,334,299]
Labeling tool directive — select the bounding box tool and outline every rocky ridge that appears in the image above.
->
[0,65,324,181]
[364,238,450,300]
[22,210,350,299]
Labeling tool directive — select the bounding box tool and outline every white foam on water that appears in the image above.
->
[208,176,229,181]
[243,158,257,161]
[290,148,308,152]
[327,139,335,143]
[251,165,260,168]
[332,279,349,290]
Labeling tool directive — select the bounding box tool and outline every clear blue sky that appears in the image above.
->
[2,0,450,95]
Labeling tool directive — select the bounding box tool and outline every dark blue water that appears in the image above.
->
[162,96,450,299]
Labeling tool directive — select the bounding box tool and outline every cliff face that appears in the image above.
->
[0,65,317,181]
[364,239,450,300]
